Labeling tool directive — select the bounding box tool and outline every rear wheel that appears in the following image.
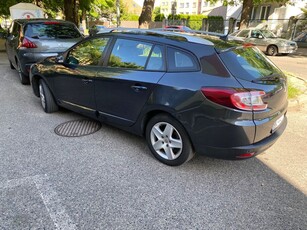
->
[39,79,59,113]
[17,61,29,84]
[146,114,194,166]
[267,45,278,56]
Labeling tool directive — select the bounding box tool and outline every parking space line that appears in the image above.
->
[0,175,77,230]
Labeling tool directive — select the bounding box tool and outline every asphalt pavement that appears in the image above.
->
[269,48,307,81]
[0,52,306,229]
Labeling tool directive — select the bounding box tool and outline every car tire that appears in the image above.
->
[267,45,278,56]
[9,61,15,70]
[39,79,59,113]
[17,61,29,85]
[146,114,195,166]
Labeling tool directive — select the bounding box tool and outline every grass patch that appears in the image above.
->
[288,82,302,99]
[285,72,304,99]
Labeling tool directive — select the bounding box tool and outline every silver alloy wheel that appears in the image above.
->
[39,83,46,109]
[268,46,277,56]
[150,122,183,160]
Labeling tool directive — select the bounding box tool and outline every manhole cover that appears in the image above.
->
[54,119,101,137]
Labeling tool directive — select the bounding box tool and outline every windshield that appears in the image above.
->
[25,23,82,39]
[218,46,283,81]
[260,30,277,38]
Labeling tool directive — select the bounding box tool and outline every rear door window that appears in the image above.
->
[146,45,165,71]
[24,22,81,39]
[236,29,250,38]
[107,39,153,70]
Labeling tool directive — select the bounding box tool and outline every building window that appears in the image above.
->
[193,2,196,8]
[180,3,184,8]
[203,1,210,7]
[186,2,189,8]
[250,6,258,20]
[260,5,271,20]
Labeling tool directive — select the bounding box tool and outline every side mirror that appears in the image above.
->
[56,55,64,63]
[258,35,263,39]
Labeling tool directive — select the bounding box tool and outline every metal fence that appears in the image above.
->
[159,18,307,38]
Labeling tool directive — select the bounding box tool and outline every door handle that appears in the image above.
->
[131,85,147,92]
[82,78,93,84]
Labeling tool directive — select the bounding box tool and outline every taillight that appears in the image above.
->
[201,87,267,111]
[236,152,255,159]
[20,37,37,48]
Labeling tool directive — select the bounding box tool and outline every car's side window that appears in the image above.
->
[108,39,153,70]
[66,37,109,66]
[146,45,165,71]
[237,30,249,38]
[167,47,198,72]
[251,30,261,38]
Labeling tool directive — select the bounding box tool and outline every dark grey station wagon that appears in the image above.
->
[30,29,288,166]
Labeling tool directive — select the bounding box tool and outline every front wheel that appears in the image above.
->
[267,45,278,56]
[39,79,59,113]
[146,114,194,166]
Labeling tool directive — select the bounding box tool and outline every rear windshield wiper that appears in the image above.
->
[252,73,280,83]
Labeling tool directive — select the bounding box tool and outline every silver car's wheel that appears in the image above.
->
[267,45,278,56]
[150,122,183,160]
[146,114,194,166]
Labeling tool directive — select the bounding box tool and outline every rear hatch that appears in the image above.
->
[218,46,288,143]
[23,21,82,53]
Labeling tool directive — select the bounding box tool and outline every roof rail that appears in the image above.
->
[154,27,230,41]
[101,27,214,46]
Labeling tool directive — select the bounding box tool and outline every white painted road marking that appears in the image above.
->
[0,175,77,230]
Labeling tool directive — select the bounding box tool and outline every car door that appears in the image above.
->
[95,38,166,126]
[248,30,267,52]
[5,21,21,67]
[53,37,110,116]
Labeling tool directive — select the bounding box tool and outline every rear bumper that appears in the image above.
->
[18,51,59,74]
[197,116,287,159]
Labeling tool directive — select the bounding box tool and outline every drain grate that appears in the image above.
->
[54,119,101,137]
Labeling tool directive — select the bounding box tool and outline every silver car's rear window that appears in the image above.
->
[218,47,283,81]
[24,22,81,39]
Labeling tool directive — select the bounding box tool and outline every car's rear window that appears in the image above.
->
[218,47,283,81]
[24,22,81,39]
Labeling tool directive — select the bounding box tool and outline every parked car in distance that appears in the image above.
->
[164,25,192,32]
[89,25,108,36]
[30,29,288,166]
[293,32,307,48]
[230,28,297,56]
[5,18,83,84]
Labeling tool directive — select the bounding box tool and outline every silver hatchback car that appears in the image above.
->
[230,28,297,56]
[5,19,83,84]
